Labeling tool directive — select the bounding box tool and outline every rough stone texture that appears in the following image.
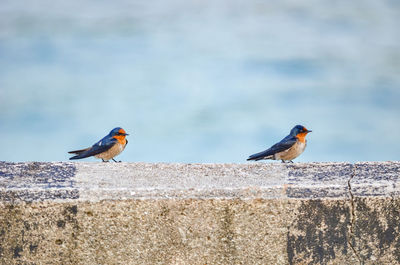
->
[351,162,400,197]
[0,161,399,264]
[0,200,292,264]
[287,199,355,265]
[352,198,400,264]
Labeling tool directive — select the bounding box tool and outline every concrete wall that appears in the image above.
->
[0,161,399,264]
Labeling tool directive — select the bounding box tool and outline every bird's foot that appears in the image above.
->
[289,160,294,163]
[112,158,122,163]
[281,160,286,163]
[102,159,109,163]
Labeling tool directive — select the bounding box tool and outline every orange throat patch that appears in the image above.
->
[113,135,127,145]
[296,132,308,143]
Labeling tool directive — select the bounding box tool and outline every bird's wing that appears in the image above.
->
[69,137,117,160]
[247,135,297,161]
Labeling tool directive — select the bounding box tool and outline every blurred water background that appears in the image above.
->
[0,0,399,163]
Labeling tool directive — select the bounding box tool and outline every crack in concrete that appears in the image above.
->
[347,164,363,265]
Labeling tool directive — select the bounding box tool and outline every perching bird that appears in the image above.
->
[247,125,311,163]
[69,127,129,162]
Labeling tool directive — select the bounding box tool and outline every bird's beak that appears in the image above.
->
[122,133,129,136]
[306,130,312,133]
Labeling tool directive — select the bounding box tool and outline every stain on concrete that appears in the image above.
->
[286,163,353,183]
[12,245,23,258]
[29,243,38,253]
[0,162,78,202]
[61,205,80,242]
[57,220,66,228]
[0,204,39,262]
[66,205,78,215]
[287,200,350,265]
[353,198,400,262]
[217,204,237,264]
[0,189,79,203]
[355,162,400,182]
[0,162,77,188]
[0,202,82,264]
[286,163,352,199]
[352,162,400,197]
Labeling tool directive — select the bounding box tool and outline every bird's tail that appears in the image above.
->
[247,151,273,161]
[68,148,89,155]
[68,148,90,160]
[246,155,264,161]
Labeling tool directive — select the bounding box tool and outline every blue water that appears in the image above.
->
[0,0,399,163]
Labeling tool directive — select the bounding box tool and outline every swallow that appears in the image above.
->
[247,125,312,163]
[68,127,129,162]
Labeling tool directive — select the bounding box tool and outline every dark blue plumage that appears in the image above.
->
[247,135,297,161]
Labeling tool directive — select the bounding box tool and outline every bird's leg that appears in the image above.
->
[289,160,294,163]
[281,160,286,163]
[112,158,121,163]
[101,159,109,163]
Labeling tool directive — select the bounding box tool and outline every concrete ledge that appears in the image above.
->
[0,161,399,264]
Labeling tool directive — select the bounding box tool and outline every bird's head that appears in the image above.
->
[290,125,312,142]
[110,127,129,139]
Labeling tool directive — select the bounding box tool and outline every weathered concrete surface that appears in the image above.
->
[0,161,399,264]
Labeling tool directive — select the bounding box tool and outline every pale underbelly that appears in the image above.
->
[276,141,306,161]
[95,142,126,160]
